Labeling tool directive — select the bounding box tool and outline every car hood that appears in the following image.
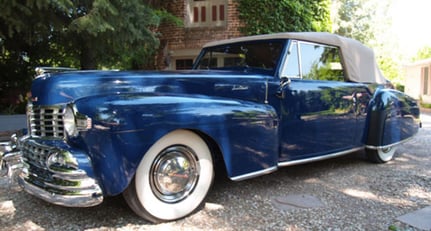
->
[30,70,269,105]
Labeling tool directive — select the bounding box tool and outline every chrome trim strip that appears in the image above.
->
[278,147,363,167]
[18,176,103,207]
[365,135,417,150]
[35,67,77,79]
[230,166,278,181]
[44,178,100,191]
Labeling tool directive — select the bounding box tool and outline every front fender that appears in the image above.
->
[364,88,420,148]
[73,93,279,195]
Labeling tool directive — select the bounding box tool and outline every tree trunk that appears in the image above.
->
[80,42,97,70]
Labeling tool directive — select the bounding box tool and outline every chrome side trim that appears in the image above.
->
[365,135,417,150]
[278,147,363,167]
[230,166,278,181]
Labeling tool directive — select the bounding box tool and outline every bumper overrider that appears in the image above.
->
[0,135,103,207]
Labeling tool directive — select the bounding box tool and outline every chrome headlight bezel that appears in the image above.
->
[63,106,78,137]
[63,105,92,138]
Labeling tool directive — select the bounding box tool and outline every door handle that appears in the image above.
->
[276,77,291,99]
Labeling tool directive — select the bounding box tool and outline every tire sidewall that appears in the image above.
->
[134,130,214,221]
[377,146,396,162]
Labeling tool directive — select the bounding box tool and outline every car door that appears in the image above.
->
[277,40,365,162]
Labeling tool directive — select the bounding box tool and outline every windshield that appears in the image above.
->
[194,40,285,75]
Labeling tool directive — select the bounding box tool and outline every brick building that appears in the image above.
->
[156,0,244,70]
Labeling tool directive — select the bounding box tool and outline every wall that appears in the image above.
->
[404,58,431,104]
[156,0,244,70]
[404,64,422,99]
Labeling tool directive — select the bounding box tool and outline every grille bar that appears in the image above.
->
[22,139,57,167]
[28,105,65,138]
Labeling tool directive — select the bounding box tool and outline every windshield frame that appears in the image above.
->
[192,39,288,76]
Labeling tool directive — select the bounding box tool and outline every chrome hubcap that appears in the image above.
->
[379,147,394,161]
[150,145,199,203]
[381,147,391,153]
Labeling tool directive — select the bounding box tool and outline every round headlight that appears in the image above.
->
[63,106,78,137]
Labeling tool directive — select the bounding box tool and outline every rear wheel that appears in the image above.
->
[123,130,214,223]
[366,146,397,163]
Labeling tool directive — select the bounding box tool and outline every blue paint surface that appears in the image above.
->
[26,39,421,196]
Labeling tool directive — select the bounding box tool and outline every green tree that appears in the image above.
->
[413,46,431,61]
[378,56,402,87]
[332,0,377,43]
[332,0,404,86]
[237,0,332,35]
[0,0,179,113]
[0,0,180,70]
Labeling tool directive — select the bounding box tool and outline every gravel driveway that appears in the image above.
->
[1,112,430,231]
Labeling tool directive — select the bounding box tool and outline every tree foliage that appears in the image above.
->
[237,0,332,35]
[413,46,431,61]
[0,0,179,113]
[332,0,403,87]
[1,0,179,69]
[332,0,378,44]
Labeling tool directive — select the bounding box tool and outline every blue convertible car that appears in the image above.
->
[1,32,421,222]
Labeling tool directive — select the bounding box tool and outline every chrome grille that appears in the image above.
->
[28,105,65,138]
[22,140,55,167]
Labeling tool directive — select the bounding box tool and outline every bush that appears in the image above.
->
[395,84,405,92]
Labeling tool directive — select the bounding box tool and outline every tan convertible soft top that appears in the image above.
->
[204,32,387,84]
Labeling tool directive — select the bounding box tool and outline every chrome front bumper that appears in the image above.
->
[0,133,23,190]
[0,135,103,207]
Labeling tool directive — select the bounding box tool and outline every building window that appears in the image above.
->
[186,0,227,27]
[423,66,430,95]
[212,5,217,21]
[175,59,194,70]
[219,5,225,21]
[193,7,199,22]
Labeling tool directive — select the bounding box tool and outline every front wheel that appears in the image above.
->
[366,146,397,163]
[123,130,214,223]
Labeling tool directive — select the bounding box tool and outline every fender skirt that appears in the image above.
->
[364,88,421,149]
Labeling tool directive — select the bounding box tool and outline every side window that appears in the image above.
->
[299,42,345,81]
[198,57,218,68]
[281,41,300,78]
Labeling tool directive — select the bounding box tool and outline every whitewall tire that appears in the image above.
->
[366,146,397,163]
[123,129,214,223]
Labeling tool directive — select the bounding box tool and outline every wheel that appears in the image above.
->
[366,146,397,163]
[123,130,214,223]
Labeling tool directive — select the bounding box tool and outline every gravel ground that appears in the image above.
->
[1,112,430,231]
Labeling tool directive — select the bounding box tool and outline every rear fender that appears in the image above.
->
[364,88,420,148]
[73,93,279,195]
